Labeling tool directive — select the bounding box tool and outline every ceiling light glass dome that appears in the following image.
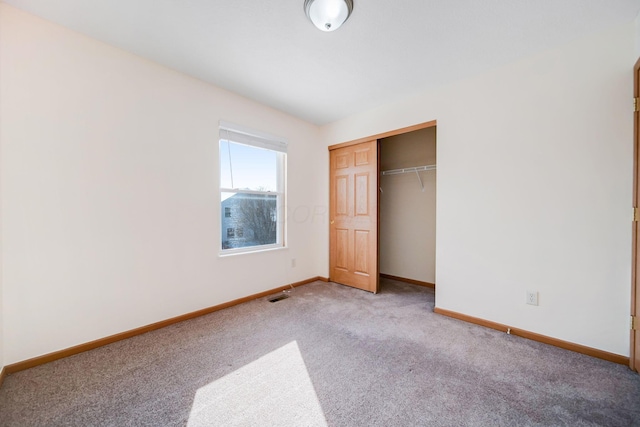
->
[304,0,353,32]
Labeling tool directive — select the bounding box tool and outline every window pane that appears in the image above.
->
[220,141,278,192]
[221,192,278,250]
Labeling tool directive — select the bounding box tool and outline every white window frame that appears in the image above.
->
[219,121,287,255]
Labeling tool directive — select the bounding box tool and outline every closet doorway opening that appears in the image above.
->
[328,120,436,294]
[379,126,436,293]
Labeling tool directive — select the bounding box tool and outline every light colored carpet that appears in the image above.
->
[0,278,639,426]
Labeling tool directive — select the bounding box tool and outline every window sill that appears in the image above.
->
[219,245,288,258]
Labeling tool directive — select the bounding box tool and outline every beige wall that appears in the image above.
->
[323,23,635,356]
[636,10,640,57]
[380,127,436,283]
[0,4,328,365]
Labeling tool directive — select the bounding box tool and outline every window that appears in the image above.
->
[220,121,286,254]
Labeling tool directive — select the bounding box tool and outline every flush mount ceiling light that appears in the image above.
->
[304,0,353,32]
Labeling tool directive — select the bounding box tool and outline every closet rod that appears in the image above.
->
[381,164,436,175]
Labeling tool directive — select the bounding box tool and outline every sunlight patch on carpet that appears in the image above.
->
[187,341,328,427]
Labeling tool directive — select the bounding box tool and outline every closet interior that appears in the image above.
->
[379,126,437,288]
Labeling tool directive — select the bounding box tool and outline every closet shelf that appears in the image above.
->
[380,164,436,193]
[381,164,436,175]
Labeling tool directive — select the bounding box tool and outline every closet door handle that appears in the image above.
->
[330,220,335,225]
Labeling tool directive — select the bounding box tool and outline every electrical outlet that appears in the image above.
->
[526,291,539,306]
[291,258,296,268]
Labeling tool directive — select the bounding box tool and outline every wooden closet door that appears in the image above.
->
[329,140,378,293]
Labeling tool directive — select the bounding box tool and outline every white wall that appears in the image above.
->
[380,128,436,283]
[0,4,328,365]
[635,11,640,58]
[323,23,635,356]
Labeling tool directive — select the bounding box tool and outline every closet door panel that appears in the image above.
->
[335,228,349,271]
[329,140,378,293]
[355,173,370,216]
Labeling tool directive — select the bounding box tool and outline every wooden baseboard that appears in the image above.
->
[0,366,6,389]
[380,273,435,289]
[433,307,629,365]
[4,276,328,376]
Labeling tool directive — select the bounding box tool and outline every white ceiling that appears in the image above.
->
[4,0,640,125]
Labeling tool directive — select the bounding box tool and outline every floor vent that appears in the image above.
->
[269,294,290,303]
